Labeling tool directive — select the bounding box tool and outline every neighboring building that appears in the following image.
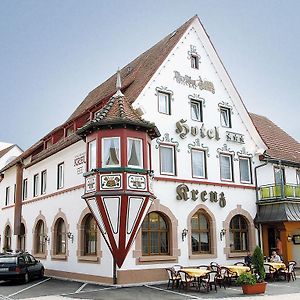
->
[0,142,23,170]
[0,15,298,284]
[251,113,300,263]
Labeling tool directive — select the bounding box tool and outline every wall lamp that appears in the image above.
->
[220,229,226,241]
[287,234,293,242]
[182,228,188,241]
[67,232,74,243]
[44,235,50,244]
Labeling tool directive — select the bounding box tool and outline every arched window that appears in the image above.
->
[84,214,97,255]
[35,220,46,254]
[230,215,249,252]
[191,210,211,253]
[55,218,66,254]
[141,212,169,256]
[4,225,11,251]
[19,223,26,251]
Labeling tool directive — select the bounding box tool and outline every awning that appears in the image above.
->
[255,202,300,223]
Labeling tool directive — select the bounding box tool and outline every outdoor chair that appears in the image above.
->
[166,268,180,289]
[220,266,238,286]
[210,262,220,273]
[234,262,246,266]
[277,262,296,282]
[288,261,297,280]
[201,271,219,292]
[263,263,277,281]
[178,270,198,291]
[173,264,183,273]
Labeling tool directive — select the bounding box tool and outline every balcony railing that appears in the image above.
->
[259,184,300,200]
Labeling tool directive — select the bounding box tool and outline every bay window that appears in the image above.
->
[88,140,97,171]
[102,137,120,167]
[127,138,143,168]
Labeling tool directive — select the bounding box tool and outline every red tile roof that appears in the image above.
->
[250,113,300,164]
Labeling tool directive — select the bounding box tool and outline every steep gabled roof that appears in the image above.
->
[250,113,300,164]
[67,15,197,121]
[0,144,15,159]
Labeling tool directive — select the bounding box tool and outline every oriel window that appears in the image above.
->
[102,137,120,167]
[88,140,97,171]
[127,138,143,168]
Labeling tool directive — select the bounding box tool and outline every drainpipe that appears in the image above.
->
[254,159,268,249]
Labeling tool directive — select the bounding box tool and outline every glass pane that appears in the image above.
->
[88,140,97,170]
[160,232,168,254]
[192,233,199,252]
[103,138,120,166]
[230,216,239,229]
[200,232,209,252]
[240,216,248,229]
[142,232,148,254]
[149,213,159,229]
[240,158,250,182]
[159,215,167,230]
[142,216,149,229]
[150,232,159,254]
[160,146,174,174]
[128,139,142,167]
[220,108,230,127]
[191,214,198,229]
[192,150,205,177]
[199,214,208,229]
[242,232,248,251]
[233,232,241,251]
[220,155,231,180]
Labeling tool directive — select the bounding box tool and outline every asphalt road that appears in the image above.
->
[0,276,300,299]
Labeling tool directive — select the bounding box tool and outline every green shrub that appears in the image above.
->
[252,246,265,282]
[236,272,257,286]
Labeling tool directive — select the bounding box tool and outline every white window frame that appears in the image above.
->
[239,157,252,184]
[88,140,97,171]
[191,149,206,179]
[220,106,231,128]
[296,170,300,185]
[159,144,176,176]
[102,137,121,168]
[22,179,28,201]
[158,91,171,115]
[57,163,64,189]
[220,153,233,182]
[191,55,199,69]
[5,186,10,206]
[41,170,47,195]
[127,138,143,169]
[33,174,39,197]
[190,99,203,122]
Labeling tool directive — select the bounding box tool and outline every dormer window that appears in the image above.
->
[220,107,232,128]
[127,138,143,168]
[102,137,120,167]
[191,55,199,69]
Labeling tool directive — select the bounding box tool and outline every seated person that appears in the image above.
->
[244,251,252,267]
[270,251,282,263]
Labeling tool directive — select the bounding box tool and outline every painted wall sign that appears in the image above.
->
[74,152,86,175]
[176,119,220,141]
[127,174,147,191]
[174,71,215,94]
[176,183,226,208]
[100,174,122,190]
[85,175,96,193]
[226,131,245,144]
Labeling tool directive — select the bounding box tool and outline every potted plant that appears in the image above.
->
[236,246,267,294]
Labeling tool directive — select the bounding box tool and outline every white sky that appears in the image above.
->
[0,0,299,150]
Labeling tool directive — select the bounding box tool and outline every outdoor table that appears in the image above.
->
[268,262,286,270]
[181,268,210,278]
[223,265,250,276]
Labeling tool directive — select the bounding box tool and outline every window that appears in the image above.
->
[142,212,169,256]
[35,220,46,254]
[22,179,28,201]
[19,223,26,251]
[88,140,97,171]
[102,137,120,167]
[14,184,16,203]
[158,92,171,115]
[84,214,97,255]
[191,149,206,178]
[274,166,285,186]
[5,187,10,206]
[57,163,64,189]
[66,126,74,137]
[297,170,300,185]
[191,211,210,253]
[159,145,176,175]
[55,218,66,255]
[41,170,47,194]
[220,107,231,128]
[4,225,11,251]
[229,215,249,252]
[33,174,39,197]
[239,157,252,183]
[190,100,203,122]
[191,55,199,69]
[220,154,233,181]
[127,138,143,168]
